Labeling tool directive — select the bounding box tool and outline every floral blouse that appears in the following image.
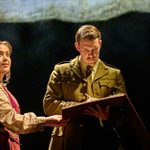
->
[0,83,46,149]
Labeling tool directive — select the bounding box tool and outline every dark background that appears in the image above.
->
[0,12,150,150]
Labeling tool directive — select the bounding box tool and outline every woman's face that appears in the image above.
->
[0,44,11,76]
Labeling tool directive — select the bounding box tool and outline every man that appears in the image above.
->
[43,25,127,150]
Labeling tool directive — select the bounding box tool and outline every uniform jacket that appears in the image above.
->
[43,56,127,150]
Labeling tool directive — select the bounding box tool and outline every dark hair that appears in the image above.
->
[75,25,101,43]
[0,41,12,85]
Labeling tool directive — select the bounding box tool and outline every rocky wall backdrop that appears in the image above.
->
[0,0,150,23]
[0,1,150,150]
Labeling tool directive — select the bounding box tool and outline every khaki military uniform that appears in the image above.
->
[43,56,127,150]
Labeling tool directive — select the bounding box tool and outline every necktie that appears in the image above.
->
[86,65,92,78]
[86,65,93,96]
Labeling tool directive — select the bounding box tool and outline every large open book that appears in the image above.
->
[62,93,125,119]
[62,93,150,150]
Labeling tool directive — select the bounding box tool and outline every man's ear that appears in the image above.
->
[74,42,80,52]
[99,40,102,49]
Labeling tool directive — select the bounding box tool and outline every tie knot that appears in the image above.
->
[86,65,92,78]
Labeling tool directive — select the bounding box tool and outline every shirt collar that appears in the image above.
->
[79,56,99,78]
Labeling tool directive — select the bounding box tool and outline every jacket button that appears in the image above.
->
[83,83,87,87]
[79,124,84,127]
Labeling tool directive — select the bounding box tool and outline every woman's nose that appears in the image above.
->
[2,54,8,60]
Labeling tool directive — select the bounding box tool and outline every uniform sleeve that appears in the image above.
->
[115,70,127,94]
[0,86,46,134]
[107,70,128,127]
[43,65,79,116]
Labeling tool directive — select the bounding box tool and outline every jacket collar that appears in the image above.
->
[70,56,108,80]
[70,56,83,79]
[94,60,108,81]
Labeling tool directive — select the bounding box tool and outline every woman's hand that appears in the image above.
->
[45,115,69,127]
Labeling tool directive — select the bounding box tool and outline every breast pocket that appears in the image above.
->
[61,76,84,101]
[99,79,116,97]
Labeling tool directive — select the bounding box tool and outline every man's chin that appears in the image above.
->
[88,61,96,66]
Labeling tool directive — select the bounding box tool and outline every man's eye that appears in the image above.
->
[93,48,98,51]
[83,49,89,52]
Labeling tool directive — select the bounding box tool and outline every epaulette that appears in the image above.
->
[56,60,71,65]
[103,61,118,69]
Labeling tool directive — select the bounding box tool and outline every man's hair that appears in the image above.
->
[75,25,101,43]
[0,40,12,85]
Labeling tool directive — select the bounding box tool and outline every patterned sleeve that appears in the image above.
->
[0,84,46,134]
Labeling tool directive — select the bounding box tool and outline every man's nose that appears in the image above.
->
[88,50,94,55]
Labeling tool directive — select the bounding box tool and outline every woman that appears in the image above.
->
[0,41,67,150]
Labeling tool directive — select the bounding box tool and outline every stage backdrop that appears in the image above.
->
[0,12,150,150]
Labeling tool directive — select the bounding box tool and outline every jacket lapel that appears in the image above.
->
[70,56,84,79]
[93,61,108,81]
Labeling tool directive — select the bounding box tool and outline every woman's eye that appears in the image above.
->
[6,53,11,57]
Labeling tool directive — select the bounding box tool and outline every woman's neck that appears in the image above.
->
[0,74,4,83]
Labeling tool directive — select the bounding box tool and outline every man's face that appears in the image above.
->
[75,38,102,66]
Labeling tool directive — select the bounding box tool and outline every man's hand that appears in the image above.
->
[84,104,110,121]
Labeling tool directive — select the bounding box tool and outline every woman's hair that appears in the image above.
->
[75,24,101,43]
[0,41,12,85]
